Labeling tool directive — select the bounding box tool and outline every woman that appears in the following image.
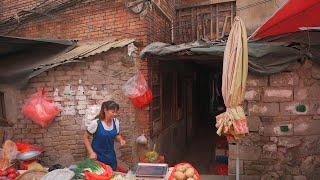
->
[84,101,126,171]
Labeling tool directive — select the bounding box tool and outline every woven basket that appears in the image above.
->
[16,169,48,180]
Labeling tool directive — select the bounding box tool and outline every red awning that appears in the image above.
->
[250,0,320,40]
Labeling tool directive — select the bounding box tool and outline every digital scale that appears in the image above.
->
[134,163,168,178]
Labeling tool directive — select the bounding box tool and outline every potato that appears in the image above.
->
[174,171,186,180]
[185,168,195,177]
[176,165,187,172]
[193,174,198,180]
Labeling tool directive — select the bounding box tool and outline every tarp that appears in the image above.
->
[141,41,301,75]
[250,0,320,40]
[0,36,134,88]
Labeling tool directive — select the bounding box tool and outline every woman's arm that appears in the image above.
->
[116,134,126,146]
[83,131,97,159]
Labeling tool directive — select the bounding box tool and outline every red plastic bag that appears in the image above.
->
[122,73,153,108]
[169,163,200,180]
[214,164,228,175]
[129,89,153,108]
[15,142,44,153]
[85,161,113,180]
[122,73,149,98]
[22,88,60,127]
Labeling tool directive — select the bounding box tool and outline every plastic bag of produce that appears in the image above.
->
[122,73,148,98]
[40,168,74,180]
[169,163,200,180]
[73,159,113,180]
[15,142,44,153]
[22,88,60,127]
[129,89,152,108]
[84,161,113,180]
[122,73,152,108]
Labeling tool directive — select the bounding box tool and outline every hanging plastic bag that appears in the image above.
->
[22,88,60,127]
[129,89,152,108]
[122,73,148,98]
[122,73,153,108]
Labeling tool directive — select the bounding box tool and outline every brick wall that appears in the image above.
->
[0,0,148,43]
[229,59,320,179]
[1,47,142,167]
[0,0,175,166]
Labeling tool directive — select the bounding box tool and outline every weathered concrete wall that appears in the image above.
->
[236,0,287,35]
[229,60,320,179]
[1,47,144,167]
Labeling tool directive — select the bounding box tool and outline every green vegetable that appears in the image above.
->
[144,144,159,163]
[73,159,105,179]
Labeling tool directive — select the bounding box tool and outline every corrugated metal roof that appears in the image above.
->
[45,38,135,65]
[0,36,134,88]
[0,35,75,88]
[31,38,135,81]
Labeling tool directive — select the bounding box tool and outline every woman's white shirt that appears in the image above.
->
[87,118,120,134]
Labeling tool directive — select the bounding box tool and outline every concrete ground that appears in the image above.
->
[180,125,217,174]
[201,175,229,180]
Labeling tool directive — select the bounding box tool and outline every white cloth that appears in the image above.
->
[87,118,120,134]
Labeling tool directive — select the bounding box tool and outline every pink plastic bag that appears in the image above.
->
[122,73,153,108]
[22,88,60,127]
[122,73,149,98]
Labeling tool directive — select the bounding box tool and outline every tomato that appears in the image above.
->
[6,168,16,174]
[1,170,8,176]
[7,173,16,179]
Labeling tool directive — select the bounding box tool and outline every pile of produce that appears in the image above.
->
[144,144,159,163]
[73,159,112,180]
[169,163,200,180]
[140,144,165,163]
[111,173,134,180]
[0,167,19,179]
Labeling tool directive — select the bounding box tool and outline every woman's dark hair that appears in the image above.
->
[95,100,119,120]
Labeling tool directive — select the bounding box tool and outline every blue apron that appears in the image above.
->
[92,119,118,170]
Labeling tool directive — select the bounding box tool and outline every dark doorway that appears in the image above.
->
[179,61,227,175]
[150,58,228,175]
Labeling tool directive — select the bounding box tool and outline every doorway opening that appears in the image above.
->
[179,61,228,175]
[150,58,228,175]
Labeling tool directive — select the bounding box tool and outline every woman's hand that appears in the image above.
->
[120,139,126,146]
[89,152,97,159]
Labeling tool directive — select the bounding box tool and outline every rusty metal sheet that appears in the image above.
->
[0,35,134,88]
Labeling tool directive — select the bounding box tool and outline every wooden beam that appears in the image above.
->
[176,0,236,10]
